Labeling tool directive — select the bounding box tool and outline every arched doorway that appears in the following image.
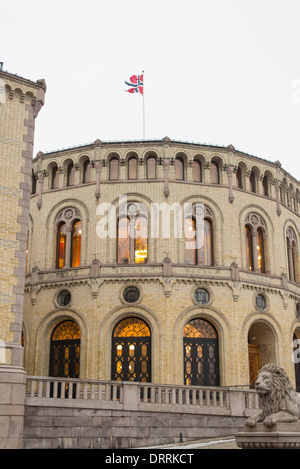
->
[112,317,151,382]
[183,318,219,386]
[248,321,276,387]
[49,320,81,378]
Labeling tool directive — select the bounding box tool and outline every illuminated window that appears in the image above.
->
[71,220,82,267]
[287,227,298,282]
[55,208,82,269]
[57,222,67,268]
[183,319,219,386]
[184,204,214,266]
[112,318,151,382]
[117,203,148,264]
[49,320,80,379]
[245,214,267,273]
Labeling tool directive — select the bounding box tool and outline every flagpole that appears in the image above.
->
[142,70,145,139]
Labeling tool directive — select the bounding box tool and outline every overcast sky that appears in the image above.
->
[2,0,300,179]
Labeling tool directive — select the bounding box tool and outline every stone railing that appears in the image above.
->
[26,376,260,416]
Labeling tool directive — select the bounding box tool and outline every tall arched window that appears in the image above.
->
[51,165,59,189]
[112,317,151,382]
[67,163,75,186]
[109,157,119,180]
[287,227,298,282]
[184,204,214,266]
[57,222,67,268]
[210,161,219,184]
[236,166,243,189]
[71,220,82,267]
[117,202,148,264]
[82,159,91,183]
[249,170,256,193]
[175,157,184,180]
[49,320,80,379]
[146,156,156,179]
[245,213,267,273]
[183,318,219,386]
[193,159,202,182]
[55,208,82,269]
[262,175,269,197]
[128,156,138,179]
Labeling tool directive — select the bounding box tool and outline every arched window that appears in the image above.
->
[184,204,214,266]
[245,213,267,273]
[49,320,80,379]
[193,159,202,182]
[51,165,59,189]
[82,159,91,183]
[112,317,151,382]
[67,163,75,186]
[57,222,67,268]
[262,175,269,197]
[236,166,243,189]
[287,227,298,282]
[55,208,82,269]
[146,156,156,179]
[175,157,184,180]
[210,161,219,184]
[117,202,148,264]
[109,157,119,180]
[128,156,138,179]
[249,170,256,193]
[71,220,82,267]
[183,318,219,386]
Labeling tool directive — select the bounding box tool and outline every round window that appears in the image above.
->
[194,288,210,305]
[256,294,266,310]
[123,287,140,304]
[296,303,300,319]
[57,290,71,306]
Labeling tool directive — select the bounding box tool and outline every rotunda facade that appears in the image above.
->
[24,138,300,388]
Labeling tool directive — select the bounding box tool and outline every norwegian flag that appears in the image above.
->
[125,74,144,95]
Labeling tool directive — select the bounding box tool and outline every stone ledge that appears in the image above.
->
[236,422,300,449]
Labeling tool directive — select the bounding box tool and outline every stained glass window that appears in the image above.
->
[51,320,81,341]
[183,319,217,338]
[72,220,81,267]
[113,318,150,337]
[57,222,67,268]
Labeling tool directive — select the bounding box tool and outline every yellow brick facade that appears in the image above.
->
[23,139,300,388]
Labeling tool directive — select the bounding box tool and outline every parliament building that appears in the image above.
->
[1,67,300,448]
[24,136,300,389]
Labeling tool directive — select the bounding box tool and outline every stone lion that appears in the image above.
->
[246,363,300,427]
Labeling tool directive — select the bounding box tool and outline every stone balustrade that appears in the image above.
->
[26,376,260,415]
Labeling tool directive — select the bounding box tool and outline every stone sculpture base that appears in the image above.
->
[236,422,300,449]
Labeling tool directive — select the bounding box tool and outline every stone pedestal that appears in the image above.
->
[0,366,26,449]
[236,422,300,449]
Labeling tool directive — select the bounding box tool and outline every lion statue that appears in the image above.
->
[246,363,300,427]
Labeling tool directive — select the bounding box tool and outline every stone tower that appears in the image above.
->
[0,69,46,448]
